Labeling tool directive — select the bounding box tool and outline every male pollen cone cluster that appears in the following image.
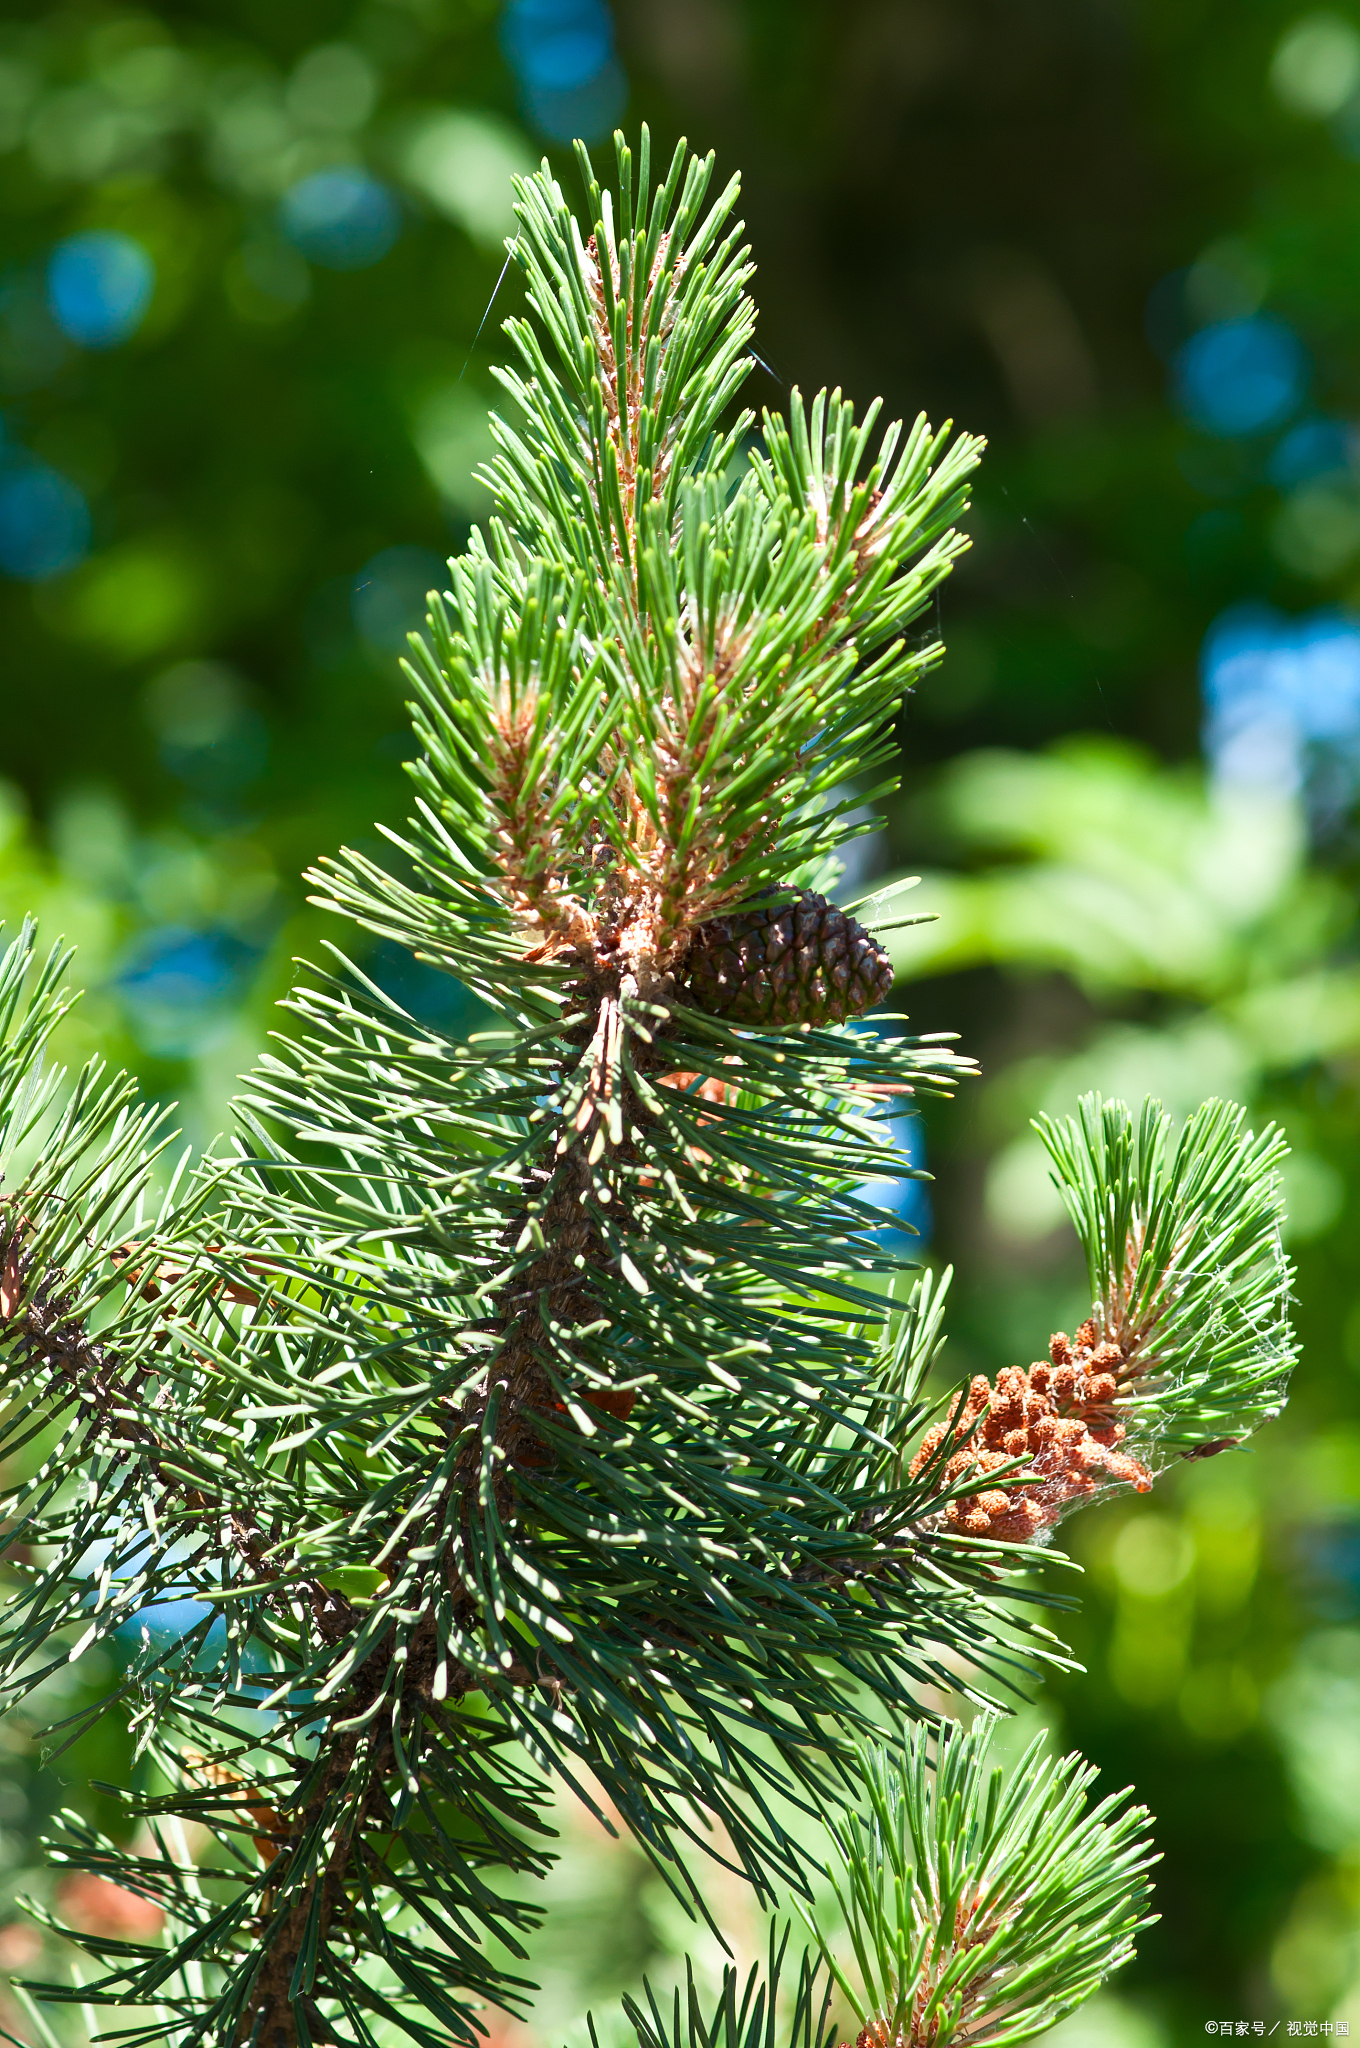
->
[911,1320,1153,1543]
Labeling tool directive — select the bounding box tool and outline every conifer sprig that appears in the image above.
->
[319,129,983,1022]
[809,1719,1156,2048]
[907,1095,1293,1546]
[1034,1094,1294,1446]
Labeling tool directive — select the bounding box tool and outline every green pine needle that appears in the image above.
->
[1034,1093,1295,1447]
[808,1717,1157,2048]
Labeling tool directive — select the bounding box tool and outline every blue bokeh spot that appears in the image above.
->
[47,231,154,348]
[1202,602,1360,796]
[522,62,627,144]
[119,929,240,1005]
[1204,605,1360,744]
[856,1110,932,1248]
[502,0,614,89]
[1175,315,1308,439]
[116,924,261,1056]
[1269,416,1353,490]
[280,169,401,271]
[501,0,626,141]
[0,460,91,580]
[116,1595,217,1647]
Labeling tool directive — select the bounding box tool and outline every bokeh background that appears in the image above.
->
[3,0,1360,2042]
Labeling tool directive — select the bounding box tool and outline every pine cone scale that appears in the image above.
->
[683,891,895,1028]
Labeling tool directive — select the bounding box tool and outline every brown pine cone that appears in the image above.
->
[682,890,894,1027]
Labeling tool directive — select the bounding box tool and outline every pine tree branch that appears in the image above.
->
[0,130,1297,2048]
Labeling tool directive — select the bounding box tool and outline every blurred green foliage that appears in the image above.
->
[5,0,1360,2043]
[0,0,530,1138]
[877,742,1360,2038]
